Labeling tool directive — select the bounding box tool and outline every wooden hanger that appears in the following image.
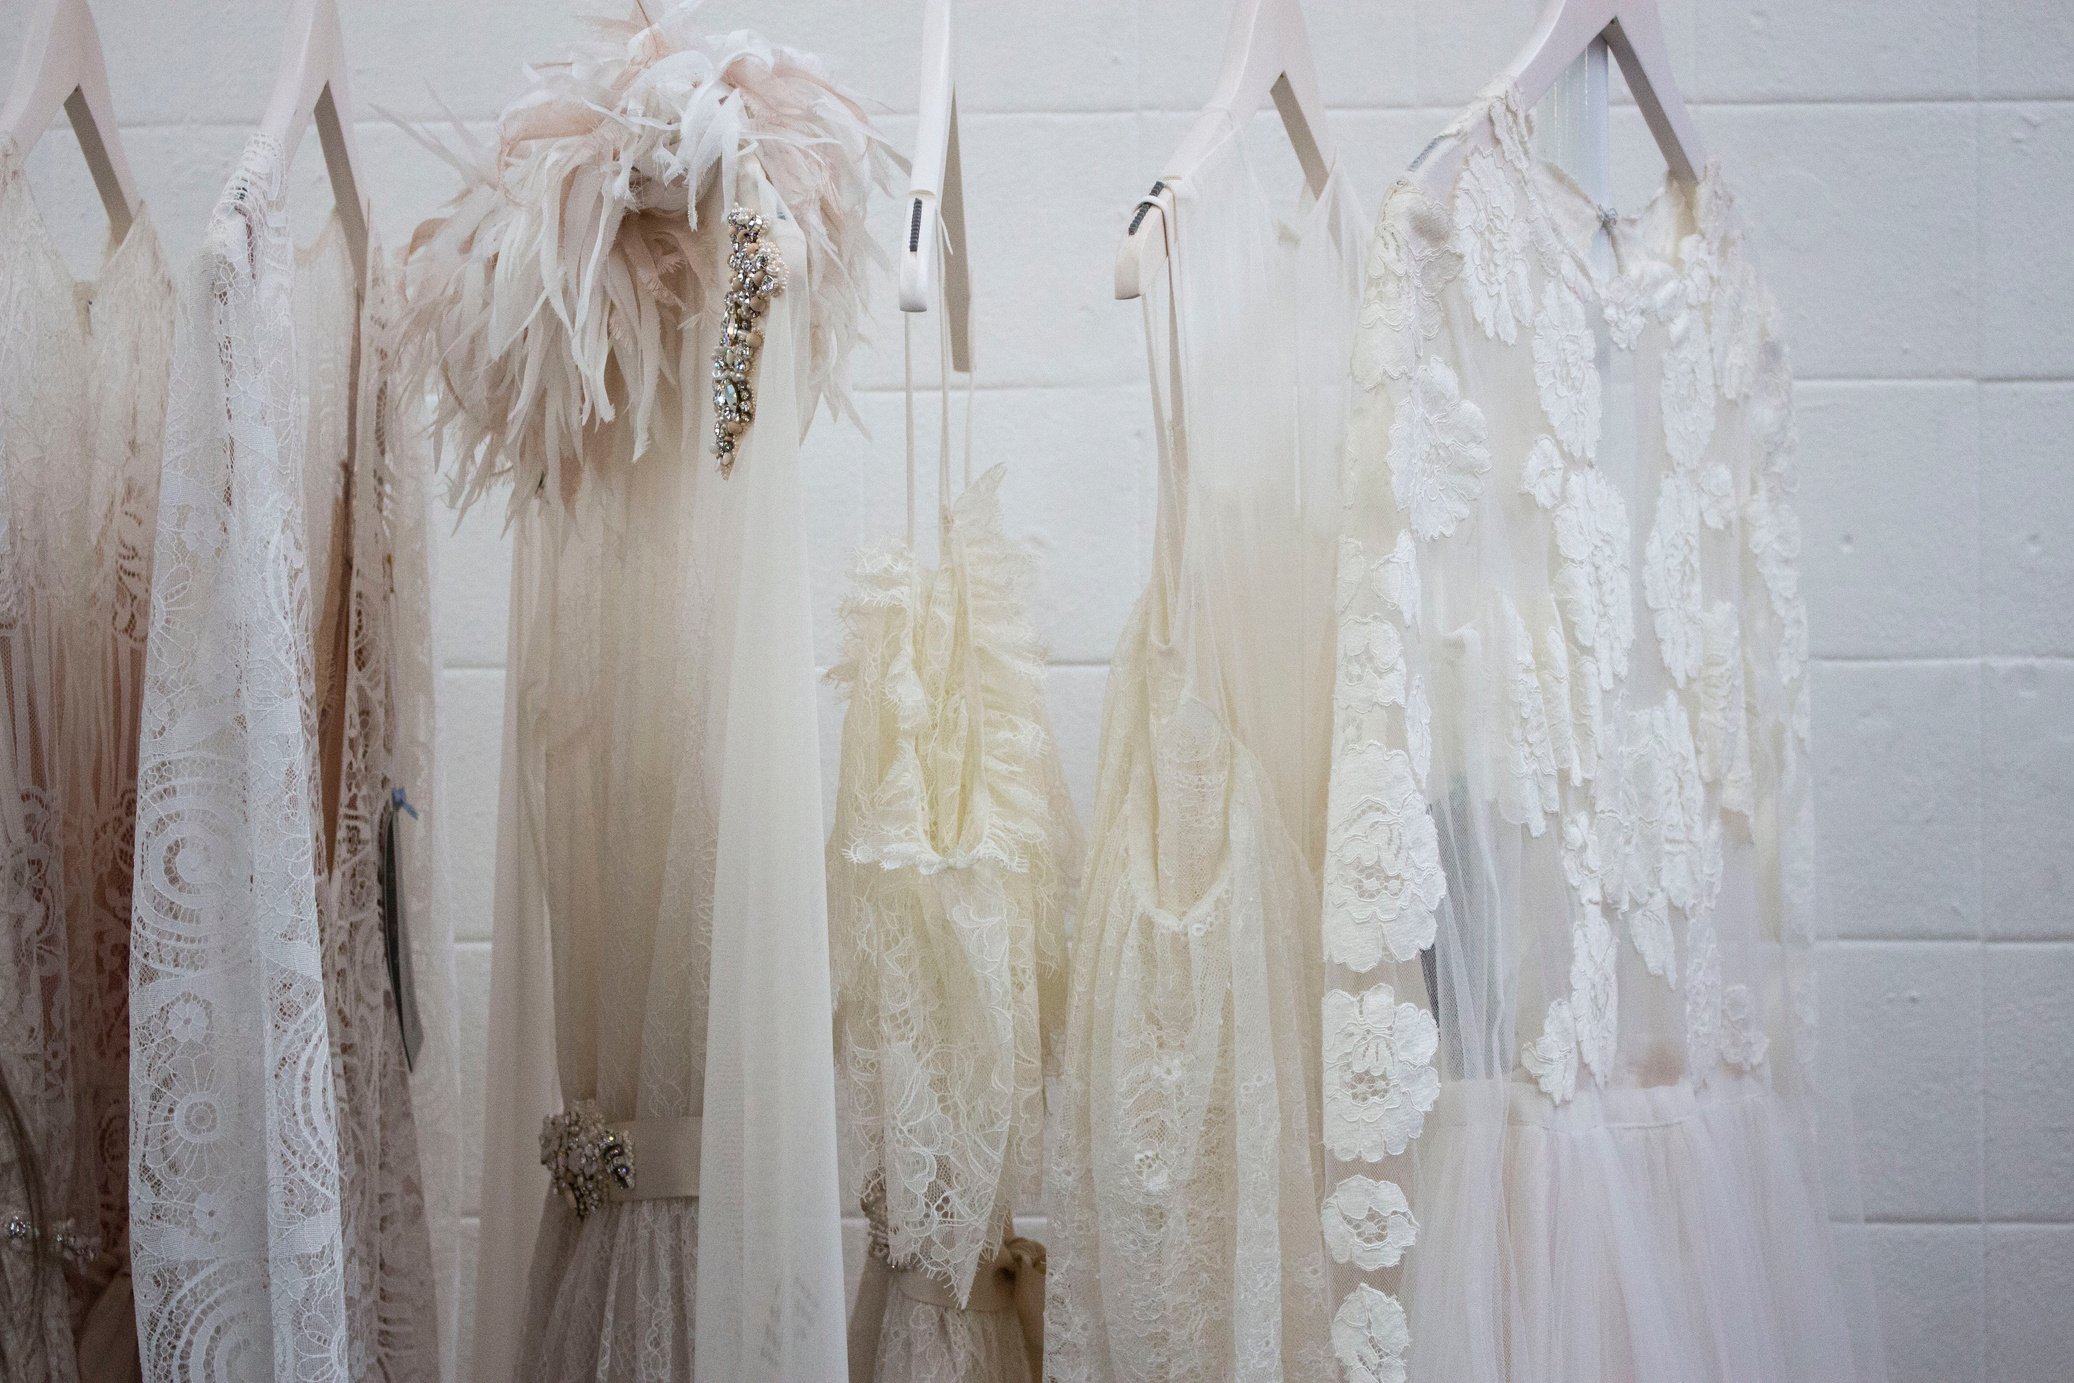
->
[259,0,368,279]
[899,0,973,373]
[1115,0,1336,301]
[0,0,140,241]
[1416,0,1702,197]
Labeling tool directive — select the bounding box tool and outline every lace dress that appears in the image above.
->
[1318,84,1883,1383]
[1045,137,1365,1382]
[401,16,888,1382]
[829,460,1077,1383]
[0,138,174,1380]
[128,134,461,1382]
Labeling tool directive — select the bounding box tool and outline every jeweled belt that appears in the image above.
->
[540,1102,702,1219]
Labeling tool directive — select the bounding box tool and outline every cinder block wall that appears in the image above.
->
[6,3,2068,1379]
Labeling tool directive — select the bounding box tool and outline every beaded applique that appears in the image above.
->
[712,206,787,473]
[540,1102,635,1219]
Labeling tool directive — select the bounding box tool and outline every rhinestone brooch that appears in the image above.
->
[711,205,787,475]
[540,1102,635,1219]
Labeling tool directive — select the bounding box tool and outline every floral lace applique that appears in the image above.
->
[1553,467,1634,687]
[1405,671,1434,787]
[1321,1175,1418,1271]
[1499,601,1559,836]
[1332,1283,1412,1383]
[1522,996,1579,1102]
[1571,904,1619,1081]
[1537,618,1582,785]
[1322,983,1441,1162]
[1644,472,1705,686]
[1323,743,1444,970]
[1451,147,1533,345]
[1521,435,1565,510]
[1354,192,1461,388]
[1533,280,1602,462]
[1720,983,1771,1070]
[1390,356,1491,542]
[1661,311,1718,470]
[1626,889,1677,984]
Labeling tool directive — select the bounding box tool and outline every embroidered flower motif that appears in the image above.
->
[1562,810,1604,909]
[1321,1175,1419,1271]
[1452,147,1533,344]
[1533,280,1601,462]
[1645,473,1705,687]
[1697,601,1751,814]
[1390,356,1491,541]
[1537,619,1581,784]
[1660,309,1717,469]
[1355,191,1461,387]
[1339,534,1422,628]
[1324,743,1445,970]
[1571,904,1618,1081]
[1522,996,1578,1102]
[1553,468,1633,686]
[1486,81,1534,173]
[1720,983,1771,1069]
[1599,693,1719,919]
[1339,615,1407,719]
[1626,889,1677,984]
[1499,602,1558,836]
[1521,435,1565,509]
[1332,1284,1412,1383]
[1601,270,1649,351]
[1323,984,1442,1162]
[1746,476,1809,687]
[165,995,210,1045]
[1697,462,1736,529]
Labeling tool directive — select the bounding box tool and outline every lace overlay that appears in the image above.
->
[128,135,454,1381]
[1046,141,1364,1382]
[828,463,1078,1380]
[1321,85,1876,1381]
[0,137,174,1377]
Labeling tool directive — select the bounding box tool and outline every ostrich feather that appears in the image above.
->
[397,4,893,513]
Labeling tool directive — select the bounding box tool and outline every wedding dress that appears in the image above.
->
[128,133,461,1381]
[829,362,1078,1382]
[1045,134,1365,1382]
[0,135,172,1383]
[398,11,887,1381]
[1318,83,1883,1383]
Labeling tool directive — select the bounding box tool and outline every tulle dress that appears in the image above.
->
[1045,134,1366,1382]
[399,13,888,1381]
[1317,83,1885,1383]
[829,448,1077,1383]
[0,136,172,1383]
[127,132,460,1381]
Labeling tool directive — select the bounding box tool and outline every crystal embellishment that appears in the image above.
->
[711,205,787,474]
[539,1102,635,1219]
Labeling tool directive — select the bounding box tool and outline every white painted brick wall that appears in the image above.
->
[5,3,2068,1379]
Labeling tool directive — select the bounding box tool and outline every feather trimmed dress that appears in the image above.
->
[0,136,173,1383]
[397,10,890,1381]
[127,134,461,1383]
[1045,136,1366,1382]
[829,463,1077,1383]
[1316,84,1883,1383]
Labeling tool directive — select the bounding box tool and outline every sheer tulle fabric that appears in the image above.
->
[1045,137,1365,1382]
[1318,85,1883,1383]
[467,169,849,1383]
[828,461,1077,1382]
[128,135,458,1382]
[0,137,173,1381]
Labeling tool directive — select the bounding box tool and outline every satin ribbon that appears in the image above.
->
[847,1236,1047,1383]
[610,1115,703,1202]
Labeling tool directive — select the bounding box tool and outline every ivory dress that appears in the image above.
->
[1045,135,1365,1382]
[0,137,173,1382]
[1318,84,1882,1383]
[830,454,1077,1383]
[400,14,887,1381]
[128,134,460,1382]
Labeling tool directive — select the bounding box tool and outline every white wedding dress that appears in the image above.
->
[1045,134,1365,1382]
[1318,84,1883,1383]
[402,14,886,1382]
[0,136,173,1383]
[128,134,462,1382]
[830,424,1078,1382]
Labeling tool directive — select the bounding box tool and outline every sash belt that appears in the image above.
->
[610,1116,701,1202]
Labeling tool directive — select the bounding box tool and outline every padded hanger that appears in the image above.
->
[259,0,369,280]
[899,0,973,374]
[0,0,140,240]
[1115,0,1336,302]
[1416,0,1703,196]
